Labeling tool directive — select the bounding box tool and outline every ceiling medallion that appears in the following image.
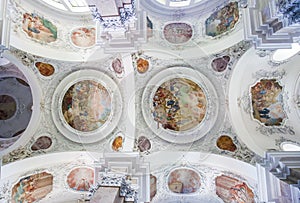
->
[86,0,147,53]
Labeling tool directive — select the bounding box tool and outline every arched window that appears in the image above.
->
[281,142,300,151]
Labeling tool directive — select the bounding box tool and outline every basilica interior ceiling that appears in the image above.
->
[0,0,300,202]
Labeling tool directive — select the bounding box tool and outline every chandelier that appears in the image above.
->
[86,0,147,53]
[243,0,300,49]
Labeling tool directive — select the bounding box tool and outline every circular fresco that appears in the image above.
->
[142,67,218,143]
[0,95,17,120]
[152,78,206,131]
[52,70,122,143]
[62,80,112,132]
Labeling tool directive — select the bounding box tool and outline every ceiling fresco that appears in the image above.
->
[205,2,240,37]
[216,135,237,152]
[167,168,201,194]
[70,27,96,48]
[67,167,94,191]
[61,80,112,132]
[163,22,193,44]
[152,78,206,131]
[35,62,55,77]
[11,171,53,203]
[215,175,255,203]
[1,0,300,202]
[250,79,286,126]
[22,13,57,43]
[30,136,52,151]
[51,69,123,144]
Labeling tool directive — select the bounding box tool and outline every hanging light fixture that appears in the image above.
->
[86,0,147,53]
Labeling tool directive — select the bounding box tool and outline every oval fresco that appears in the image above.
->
[136,58,149,74]
[31,136,52,151]
[215,175,255,203]
[205,2,239,37]
[168,168,201,194]
[0,95,16,120]
[216,135,237,152]
[163,23,193,44]
[211,55,230,72]
[111,58,124,75]
[35,62,55,76]
[71,27,96,48]
[137,136,151,152]
[251,79,286,126]
[12,172,53,203]
[62,80,112,132]
[22,13,57,43]
[67,167,94,191]
[152,78,207,131]
[112,135,124,151]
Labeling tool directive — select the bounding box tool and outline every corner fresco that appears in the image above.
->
[22,13,57,43]
[31,136,52,151]
[205,2,239,37]
[163,23,193,44]
[167,168,201,194]
[216,135,237,152]
[152,78,207,131]
[215,175,255,203]
[67,167,94,191]
[211,55,231,72]
[111,133,124,151]
[251,79,286,126]
[62,80,112,132]
[35,62,55,77]
[136,58,149,74]
[136,136,151,153]
[11,172,53,203]
[110,57,125,78]
[131,51,151,74]
[70,27,96,48]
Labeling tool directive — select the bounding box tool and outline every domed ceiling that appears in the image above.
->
[0,0,300,202]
